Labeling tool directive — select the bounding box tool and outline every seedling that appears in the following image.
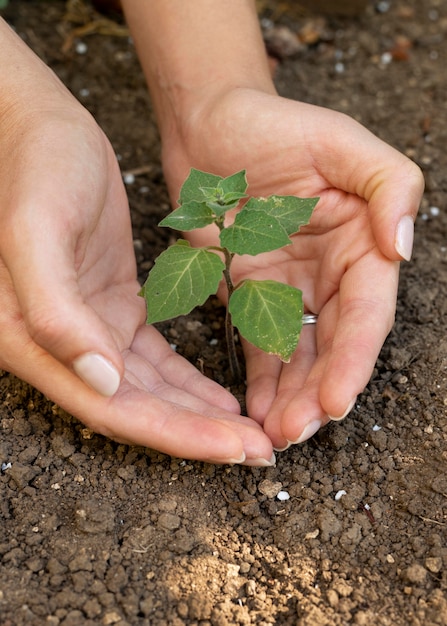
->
[140,169,318,380]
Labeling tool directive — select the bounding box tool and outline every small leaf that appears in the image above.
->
[220,209,290,255]
[199,186,222,202]
[219,170,248,196]
[220,191,248,204]
[205,196,246,216]
[245,195,318,235]
[200,183,247,216]
[179,169,222,204]
[197,187,234,217]
[159,200,215,231]
[141,240,225,324]
[229,280,303,362]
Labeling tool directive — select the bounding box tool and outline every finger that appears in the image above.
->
[244,321,317,428]
[5,328,273,465]
[130,324,241,415]
[100,378,274,465]
[268,251,398,448]
[122,363,274,464]
[125,334,274,464]
[243,339,281,425]
[260,326,325,450]
[318,254,399,418]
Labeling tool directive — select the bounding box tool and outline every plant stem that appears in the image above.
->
[222,247,241,382]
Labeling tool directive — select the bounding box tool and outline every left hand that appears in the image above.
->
[161,88,424,450]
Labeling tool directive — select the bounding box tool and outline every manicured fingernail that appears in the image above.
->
[288,419,322,445]
[328,397,356,422]
[245,453,277,467]
[395,215,414,261]
[73,353,121,397]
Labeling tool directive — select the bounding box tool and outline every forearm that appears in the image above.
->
[0,17,88,126]
[120,0,275,137]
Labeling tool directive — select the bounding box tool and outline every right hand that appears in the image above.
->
[0,21,274,466]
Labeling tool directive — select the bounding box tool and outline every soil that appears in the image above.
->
[1,1,447,625]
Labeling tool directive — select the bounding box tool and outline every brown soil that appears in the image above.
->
[1,1,447,625]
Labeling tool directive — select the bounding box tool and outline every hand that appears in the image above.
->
[162,88,424,450]
[0,29,275,465]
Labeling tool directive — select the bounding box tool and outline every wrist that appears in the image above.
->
[121,0,276,139]
[0,18,90,125]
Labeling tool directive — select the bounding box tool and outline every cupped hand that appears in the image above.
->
[162,88,424,449]
[0,44,274,465]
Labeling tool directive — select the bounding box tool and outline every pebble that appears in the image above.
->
[75,41,88,55]
[376,1,391,13]
[123,173,135,185]
[335,490,347,501]
[185,320,202,331]
[8,462,40,489]
[277,491,290,501]
[386,554,395,563]
[103,611,123,625]
[425,557,442,574]
[52,435,76,459]
[258,479,283,498]
[404,563,427,585]
[245,580,256,596]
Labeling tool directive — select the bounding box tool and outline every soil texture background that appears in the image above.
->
[1,1,447,625]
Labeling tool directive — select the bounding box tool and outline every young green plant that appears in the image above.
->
[140,169,318,381]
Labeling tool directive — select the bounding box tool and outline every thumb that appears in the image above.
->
[365,152,425,262]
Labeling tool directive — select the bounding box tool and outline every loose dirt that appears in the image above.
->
[1,1,446,624]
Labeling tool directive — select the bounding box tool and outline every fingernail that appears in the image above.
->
[288,419,322,445]
[395,215,414,261]
[73,353,121,397]
[328,397,356,422]
[244,453,276,467]
[274,443,291,452]
[224,452,246,465]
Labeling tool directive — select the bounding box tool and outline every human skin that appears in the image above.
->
[121,0,424,450]
[0,16,275,466]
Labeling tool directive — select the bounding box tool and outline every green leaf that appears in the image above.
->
[245,195,318,235]
[220,191,248,204]
[229,280,303,362]
[140,240,225,323]
[159,200,215,231]
[219,170,248,196]
[220,209,290,255]
[197,187,237,217]
[200,172,248,215]
[179,169,222,204]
